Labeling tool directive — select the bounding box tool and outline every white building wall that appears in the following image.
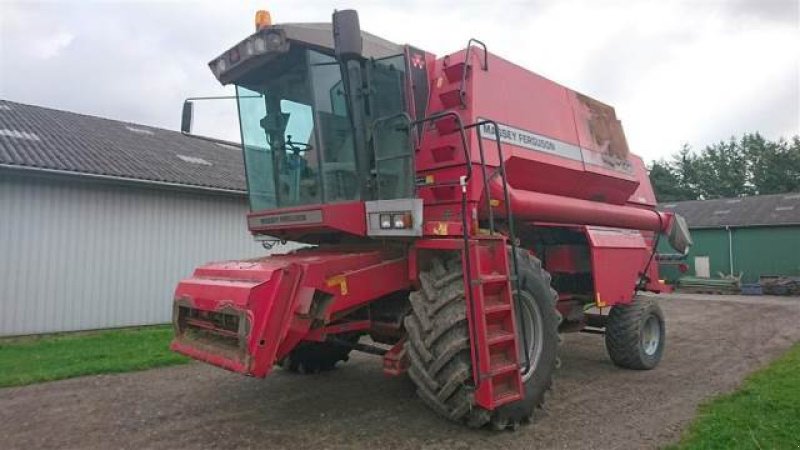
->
[0,173,268,336]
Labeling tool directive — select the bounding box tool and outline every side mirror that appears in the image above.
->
[667,214,693,255]
[180,101,194,134]
[332,9,362,60]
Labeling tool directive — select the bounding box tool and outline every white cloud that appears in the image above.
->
[0,0,797,162]
[31,31,75,59]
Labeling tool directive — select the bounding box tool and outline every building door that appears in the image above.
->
[695,256,711,278]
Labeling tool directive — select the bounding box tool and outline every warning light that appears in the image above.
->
[255,10,272,30]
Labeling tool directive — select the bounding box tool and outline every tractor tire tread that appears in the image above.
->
[605,297,665,370]
[404,249,560,430]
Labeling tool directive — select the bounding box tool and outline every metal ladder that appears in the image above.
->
[409,40,531,407]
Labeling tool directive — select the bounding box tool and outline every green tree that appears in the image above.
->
[669,144,703,200]
[649,159,696,201]
[694,137,750,199]
[649,133,800,201]
[744,133,800,195]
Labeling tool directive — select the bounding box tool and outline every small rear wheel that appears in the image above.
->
[604,297,665,370]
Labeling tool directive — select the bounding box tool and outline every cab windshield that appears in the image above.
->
[237,49,357,210]
[236,47,410,212]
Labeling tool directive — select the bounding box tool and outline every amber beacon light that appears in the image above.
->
[255,10,272,30]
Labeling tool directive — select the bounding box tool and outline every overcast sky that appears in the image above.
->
[1,0,798,161]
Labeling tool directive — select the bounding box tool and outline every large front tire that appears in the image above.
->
[404,250,560,430]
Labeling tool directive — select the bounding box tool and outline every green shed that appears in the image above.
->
[658,193,800,284]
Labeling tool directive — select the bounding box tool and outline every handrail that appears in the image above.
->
[411,109,532,374]
[410,110,473,184]
[464,118,530,373]
[459,38,488,107]
[370,112,413,137]
[463,120,495,234]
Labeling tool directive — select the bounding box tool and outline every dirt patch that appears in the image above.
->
[1,294,799,449]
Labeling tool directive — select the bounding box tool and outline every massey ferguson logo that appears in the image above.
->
[248,209,323,228]
[411,53,425,69]
[479,120,559,153]
[477,118,633,175]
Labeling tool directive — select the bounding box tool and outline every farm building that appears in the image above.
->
[659,193,800,284]
[0,99,268,336]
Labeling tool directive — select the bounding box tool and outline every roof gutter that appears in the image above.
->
[688,223,800,230]
[0,163,247,196]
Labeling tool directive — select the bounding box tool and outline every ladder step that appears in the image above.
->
[487,330,515,346]
[476,274,508,284]
[493,389,523,406]
[489,362,519,377]
[484,302,512,314]
[443,62,467,83]
[430,144,457,163]
[438,89,462,109]
[433,115,461,135]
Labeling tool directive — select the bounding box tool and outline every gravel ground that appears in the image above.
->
[2,294,799,449]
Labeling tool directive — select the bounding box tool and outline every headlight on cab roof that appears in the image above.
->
[253,35,268,54]
[264,31,284,50]
[208,28,288,83]
[211,58,227,78]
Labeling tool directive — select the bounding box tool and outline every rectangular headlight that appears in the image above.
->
[392,213,412,229]
[379,214,392,229]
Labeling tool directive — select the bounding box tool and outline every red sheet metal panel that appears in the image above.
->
[545,245,591,274]
[585,227,649,306]
[464,51,641,206]
[171,248,411,378]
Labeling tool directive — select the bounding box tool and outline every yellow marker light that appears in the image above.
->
[595,293,606,308]
[433,222,449,236]
[326,274,348,295]
[255,10,272,30]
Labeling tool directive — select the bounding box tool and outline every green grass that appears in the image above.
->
[669,342,800,449]
[0,325,189,387]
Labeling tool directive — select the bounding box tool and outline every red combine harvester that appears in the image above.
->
[171,10,692,430]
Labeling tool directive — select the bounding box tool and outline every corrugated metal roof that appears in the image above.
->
[0,99,246,192]
[660,193,800,228]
